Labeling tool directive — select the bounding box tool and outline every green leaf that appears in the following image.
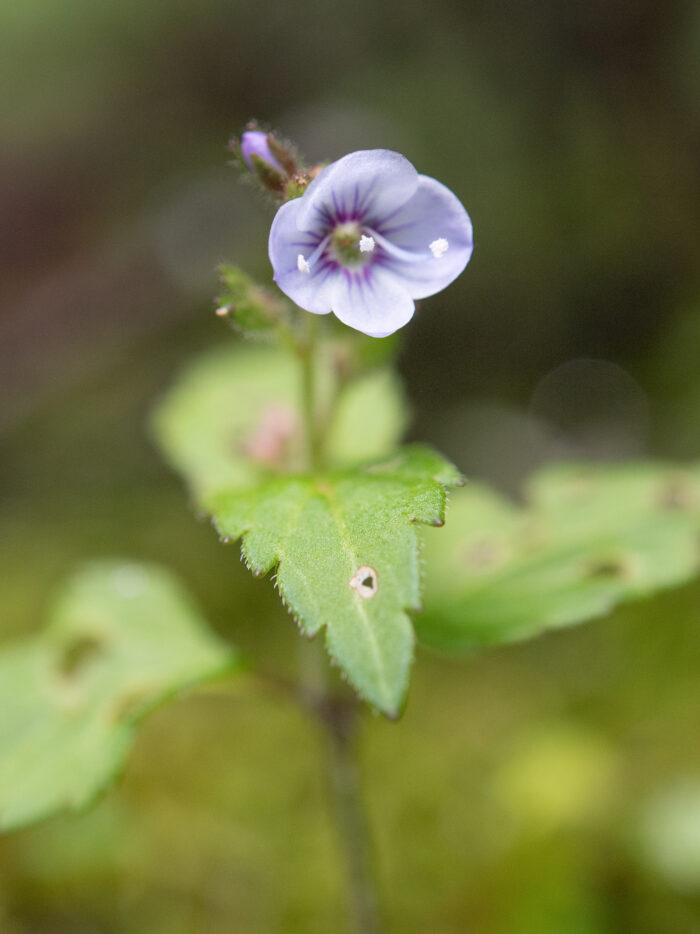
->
[417,462,700,653]
[0,560,237,834]
[152,343,408,505]
[152,344,459,712]
[210,446,461,715]
[327,367,409,467]
[152,344,303,502]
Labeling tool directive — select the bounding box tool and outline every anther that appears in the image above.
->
[429,238,449,258]
[297,254,311,274]
[359,235,375,253]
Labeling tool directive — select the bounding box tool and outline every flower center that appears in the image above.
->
[330,222,372,266]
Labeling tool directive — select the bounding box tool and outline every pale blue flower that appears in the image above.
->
[268,149,473,337]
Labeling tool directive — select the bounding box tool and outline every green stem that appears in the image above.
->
[294,318,381,931]
[298,639,381,934]
[300,313,323,471]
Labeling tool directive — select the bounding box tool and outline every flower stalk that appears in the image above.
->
[296,321,382,933]
[299,312,323,472]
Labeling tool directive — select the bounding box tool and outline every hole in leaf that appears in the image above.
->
[583,556,628,579]
[349,566,378,600]
[57,634,105,678]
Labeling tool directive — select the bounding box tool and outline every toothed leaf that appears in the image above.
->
[418,462,700,653]
[0,561,237,834]
[152,345,459,712]
[209,446,461,715]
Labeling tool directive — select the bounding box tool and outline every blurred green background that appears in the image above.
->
[2,0,700,930]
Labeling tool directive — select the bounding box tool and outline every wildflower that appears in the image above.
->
[268,149,473,337]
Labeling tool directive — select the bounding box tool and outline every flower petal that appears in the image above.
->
[375,175,473,300]
[330,268,415,338]
[269,198,336,314]
[296,150,419,232]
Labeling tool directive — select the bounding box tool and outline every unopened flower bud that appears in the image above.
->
[236,129,298,195]
[241,131,284,175]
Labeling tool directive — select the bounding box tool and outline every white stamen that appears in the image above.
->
[364,227,424,263]
[359,235,375,253]
[296,235,331,276]
[429,238,449,258]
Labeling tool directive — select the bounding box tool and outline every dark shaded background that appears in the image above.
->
[2,1,700,931]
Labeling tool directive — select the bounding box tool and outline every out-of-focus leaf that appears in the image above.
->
[0,561,237,834]
[638,779,700,892]
[152,345,304,502]
[210,446,461,716]
[418,462,700,653]
[152,344,408,505]
[327,368,409,467]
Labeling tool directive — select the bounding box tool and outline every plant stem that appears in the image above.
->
[294,318,381,931]
[298,639,381,934]
[300,312,322,471]
[324,700,381,934]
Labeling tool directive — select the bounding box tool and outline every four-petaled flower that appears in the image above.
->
[268,149,473,337]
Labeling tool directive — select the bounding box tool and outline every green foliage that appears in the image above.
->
[153,344,304,502]
[152,343,409,505]
[210,446,461,715]
[0,561,236,834]
[326,367,409,467]
[418,461,700,653]
[152,345,459,713]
